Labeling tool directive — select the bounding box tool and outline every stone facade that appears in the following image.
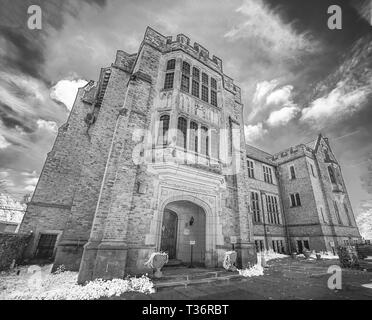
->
[19,27,361,282]
[271,137,361,254]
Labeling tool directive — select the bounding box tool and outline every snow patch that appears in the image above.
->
[309,251,339,260]
[0,264,155,300]
[261,249,289,262]
[238,264,264,277]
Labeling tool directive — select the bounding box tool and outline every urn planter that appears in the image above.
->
[223,251,237,271]
[144,252,169,278]
[303,249,311,259]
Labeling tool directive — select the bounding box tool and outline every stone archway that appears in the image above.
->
[157,194,217,267]
[161,201,206,265]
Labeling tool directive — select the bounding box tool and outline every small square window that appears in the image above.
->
[202,73,208,85]
[211,90,217,106]
[181,74,190,92]
[201,85,209,102]
[192,67,200,80]
[166,59,175,71]
[295,193,301,206]
[182,61,190,75]
[291,194,295,206]
[164,73,174,89]
[211,78,217,90]
[192,79,199,97]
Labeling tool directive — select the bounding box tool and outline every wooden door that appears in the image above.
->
[303,240,310,250]
[36,234,57,259]
[297,240,303,253]
[160,210,178,259]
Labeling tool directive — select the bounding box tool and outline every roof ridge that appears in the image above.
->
[246,144,273,157]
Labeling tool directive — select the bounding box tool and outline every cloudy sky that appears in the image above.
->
[0,0,371,222]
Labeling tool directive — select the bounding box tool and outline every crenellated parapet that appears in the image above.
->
[142,27,223,72]
[271,144,315,164]
[141,27,240,98]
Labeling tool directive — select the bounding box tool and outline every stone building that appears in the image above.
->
[19,27,361,283]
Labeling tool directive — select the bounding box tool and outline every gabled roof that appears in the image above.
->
[246,144,276,166]
[314,133,338,164]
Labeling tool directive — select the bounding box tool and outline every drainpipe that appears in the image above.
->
[276,168,293,254]
[260,191,269,250]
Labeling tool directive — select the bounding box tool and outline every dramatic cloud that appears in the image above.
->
[301,81,371,127]
[266,85,294,106]
[267,106,300,127]
[50,79,87,110]
[301,33,372,129]
[24,177,38,193]
[249,79,299,128]
[224,0,318,59]
[252,80,279,105]
[351,0,372,25]
[0,134,10,149]
[37,119,58,133]
[244,122,267,143]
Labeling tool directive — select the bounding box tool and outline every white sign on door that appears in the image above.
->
[190,240,196,245]
[230,236,237,244]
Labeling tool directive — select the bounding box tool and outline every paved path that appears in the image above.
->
[116,258,372,300]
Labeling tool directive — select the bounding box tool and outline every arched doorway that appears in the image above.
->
[160,200,206,265]
[160,210,178,259]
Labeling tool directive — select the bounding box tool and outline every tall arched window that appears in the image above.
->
[201,126,209,156]
[189,121,198,153]
[177,117,187,149]
[157,114,169,146]
[328,166,336,184]
[181,61,190,93]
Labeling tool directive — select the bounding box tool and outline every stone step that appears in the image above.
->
[163,259,183,267]
[153,270,223,282]
[153,271,244,290]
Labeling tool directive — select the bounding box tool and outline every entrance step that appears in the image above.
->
[359,260,372,272]
[152,268,244,290]
[164,259,183,267]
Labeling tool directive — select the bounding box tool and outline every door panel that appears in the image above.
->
[303,240,310,250]
[36,234,57,259]
[297,240,303,253]
[160,210,178,259]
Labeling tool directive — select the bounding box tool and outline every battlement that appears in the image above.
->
[271,144,314,164]
[142,27,224,73]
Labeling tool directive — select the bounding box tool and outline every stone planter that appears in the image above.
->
[144,252,169,278]
[303,249,311,259]
[260,252,267,268]
[291,252,297,259]
[223,251,237,271]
